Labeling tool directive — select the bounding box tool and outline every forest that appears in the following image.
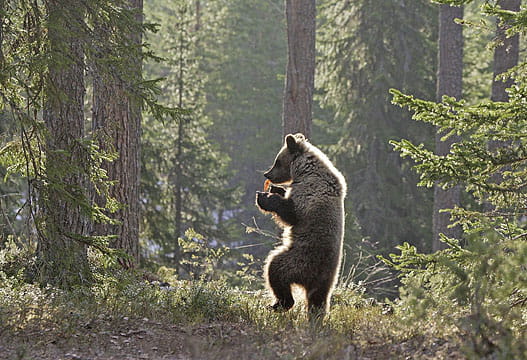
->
[0,0,526,359]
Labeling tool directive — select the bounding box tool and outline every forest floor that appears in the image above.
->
[1,316,463,360]
[1,300,465,359]
[0,271,465,360]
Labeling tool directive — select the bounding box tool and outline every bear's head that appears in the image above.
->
[264,133,306,184]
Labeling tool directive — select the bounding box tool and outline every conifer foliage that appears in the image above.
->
[389,1,527,355]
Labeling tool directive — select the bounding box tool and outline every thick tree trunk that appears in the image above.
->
[38,0,90,287]
[491,0,520,103]
[433,4,463,251]
[92,0,143,267]
[282,0,315,139]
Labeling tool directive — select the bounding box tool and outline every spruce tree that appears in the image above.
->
[317,0,437,252]
[282,0,315,138]
[389,2,527,354]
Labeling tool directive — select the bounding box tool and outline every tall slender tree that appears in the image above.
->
[0,0,4,66]
[38,0,90,287]
[282,0,315,138]
[172,1,190,265]
[433,3,464,251]
[92,0,143,267]
[491,0,520,103]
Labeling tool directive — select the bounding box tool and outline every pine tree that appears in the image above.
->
[0,0,177,281]
[38,0,91,287]
[92,0,144,268]
[282,0,315,138]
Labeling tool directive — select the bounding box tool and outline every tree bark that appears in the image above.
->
[433,4,463,251]
[282,0,315,139]
[92,0,143,267]
[38,0,90,287]
[173,24,185,267]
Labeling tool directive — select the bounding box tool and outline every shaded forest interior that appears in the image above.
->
[1,0,526,359]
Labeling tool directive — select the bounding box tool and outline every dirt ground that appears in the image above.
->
[1,317,463,360]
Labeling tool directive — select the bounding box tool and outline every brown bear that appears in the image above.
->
[256,133,346,320]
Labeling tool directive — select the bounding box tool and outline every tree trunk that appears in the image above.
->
[491,0,520,103]
[282,0,315,139]
[195,0,201,32]
[92,0,143,267]
[433,4,463,251]
[0,0,4,66]
[173,26,185,268]
[38,0,90,287]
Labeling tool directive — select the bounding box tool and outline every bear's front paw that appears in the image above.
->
[269,185,286,197]
[256,191,272,211]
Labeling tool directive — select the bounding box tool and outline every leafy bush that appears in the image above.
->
[152,228,263,289]
[0,237,35,280]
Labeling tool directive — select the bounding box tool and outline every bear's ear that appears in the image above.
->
[286,134,302,154]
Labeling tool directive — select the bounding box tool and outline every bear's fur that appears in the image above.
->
[256,133,346,320]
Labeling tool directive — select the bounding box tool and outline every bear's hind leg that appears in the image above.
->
[306,284,331,321]
[266,255,294,311]
[270,284,294,312]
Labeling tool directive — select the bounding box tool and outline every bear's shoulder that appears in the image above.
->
[294,144,347,198]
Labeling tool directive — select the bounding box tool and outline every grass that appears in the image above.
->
[0,267,464,360]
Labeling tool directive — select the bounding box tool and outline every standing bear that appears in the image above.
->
[256,133,346,319]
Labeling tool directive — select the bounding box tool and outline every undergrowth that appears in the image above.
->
[0,230,467,360]
[0,244,396,335]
